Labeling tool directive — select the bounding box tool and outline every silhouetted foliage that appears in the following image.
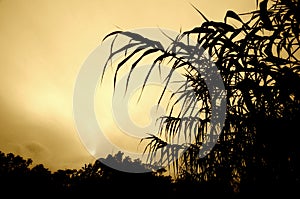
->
[0,151,175,198]
[102,0,300,196]
[1,0,299,198]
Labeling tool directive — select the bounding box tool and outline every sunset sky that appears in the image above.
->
[0,0,255,171]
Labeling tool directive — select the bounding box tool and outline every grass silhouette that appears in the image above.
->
[102,0,300,195]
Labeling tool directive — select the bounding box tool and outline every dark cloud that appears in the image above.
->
[0,98,94,171]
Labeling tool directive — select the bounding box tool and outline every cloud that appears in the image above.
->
[24,142,50,159]
[0,98,94,171]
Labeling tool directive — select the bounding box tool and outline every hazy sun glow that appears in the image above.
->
[0,0,255,171]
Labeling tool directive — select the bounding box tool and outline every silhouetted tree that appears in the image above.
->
[0,150,174,198]
[102,0,300,195]
[71,151,173,197]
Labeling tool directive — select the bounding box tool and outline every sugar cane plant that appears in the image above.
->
[101,0,300,192]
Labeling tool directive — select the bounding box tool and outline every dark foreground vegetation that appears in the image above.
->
[0,150,247,198]
[101,0,300,197]
[1,149,298,198]
[1,0,299,198]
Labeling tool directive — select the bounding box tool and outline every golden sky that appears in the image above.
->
[0,0,255,171]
